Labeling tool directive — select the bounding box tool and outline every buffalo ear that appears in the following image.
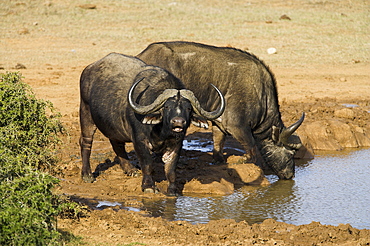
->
[142,113,162,125]
[191,115,209,129]
[271,125,280,144]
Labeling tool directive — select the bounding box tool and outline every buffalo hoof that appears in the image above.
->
[213,153,226,165]
[213,159,226,165]
[82,174,95,183]
[167,185,179,196]
[166,190,179,197]
[143,187,159,194]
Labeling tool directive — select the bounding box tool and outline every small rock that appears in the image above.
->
[279,14,291,20]
[329,120,358,148]
[18,28,29,35]
[301,121,342,150]
[14,63,27,69]
[267,47,277,54]
[334,108,355,119]
[228,163,270,186]
[78,4,96,9]
[183,178,234,195]
[71,111,79,117]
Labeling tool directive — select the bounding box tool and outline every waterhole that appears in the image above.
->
[140,148,370,229]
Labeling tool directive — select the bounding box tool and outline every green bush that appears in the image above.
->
[0,72,65,245]
[0,72,63,173]
[0,170,60,245]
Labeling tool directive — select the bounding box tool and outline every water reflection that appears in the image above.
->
[182,139,244,153]
[183,139,213,152]
[143,179,299,224]
[143,196,212,223]
[142,148,370,229]
[291,148,370,228]
[236,180,299,224]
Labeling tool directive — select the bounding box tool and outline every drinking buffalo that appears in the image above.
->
[137,41,304,179]
[79,53,225,195]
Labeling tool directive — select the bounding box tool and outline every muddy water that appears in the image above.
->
[141,147,370,229]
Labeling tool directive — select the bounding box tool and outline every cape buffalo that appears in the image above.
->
[79,53,225,195]
[137,41,304,179]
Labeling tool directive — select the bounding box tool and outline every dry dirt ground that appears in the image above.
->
[1,0,370,245]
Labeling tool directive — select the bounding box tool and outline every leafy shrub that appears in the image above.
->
[0,170,60,245]
[0,72,66,245]
[0,71,63,173]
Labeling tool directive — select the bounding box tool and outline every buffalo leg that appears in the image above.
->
[109,139,139,176]
[162,144,181,196]
[133,141,156,193]
[212,124,226,165]
[80,102,97,183]
[229,126,264,167]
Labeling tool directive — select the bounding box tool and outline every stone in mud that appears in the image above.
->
[227,163,270,186]
[329,120,358,148]
[294,129,315,158]
[182,178,234,195]
[300,120,342,150]
[334,108,355,119]
[14,63,26,69]
[353,131,370,147]
[226,155,269,186]
[78,4,96,9]
[298,119,370,151]
[181,156,270,195]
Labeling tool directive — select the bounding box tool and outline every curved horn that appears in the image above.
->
[128,77,178,115]
[279,112,305,147]
[180,84,225,120]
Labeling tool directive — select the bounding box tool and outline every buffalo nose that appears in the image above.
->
[171,117,186,133]
[171,117,185,125]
